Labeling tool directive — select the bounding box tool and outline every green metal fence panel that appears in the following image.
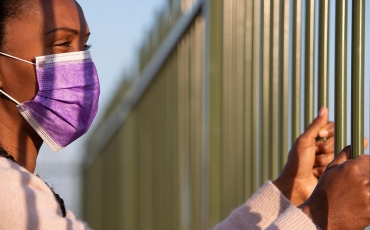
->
[207,0,223,226]
[102,131,123,229]
[270,0,279,180]
[279,0,290,172]
[304,0,315,128]
[261,0,272,183]
[291,0,302,143]
[318,0,329,108]
[221,0,245,216]
[83,154,103,229]
[251,0,263,193]
[335,0,348,156]
[121,114,138,230]
[234,0,246,208]
[243,0,254,201]
[351,0,365,159]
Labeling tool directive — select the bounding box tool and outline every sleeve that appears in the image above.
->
[266,206,318,230]
[0,158,90,230]
[213,181,292,230]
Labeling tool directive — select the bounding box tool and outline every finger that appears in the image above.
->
[303,106,328,140]
[326,145,351,170]
[318,122,334,138]
[314,153,334,167]
[313,167,326,177]
[316,137,334,154]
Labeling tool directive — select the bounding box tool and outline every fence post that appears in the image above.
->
[351,0,365,159]
[304,0,315,128]
[318,0,329,108]
[334,0,348,156]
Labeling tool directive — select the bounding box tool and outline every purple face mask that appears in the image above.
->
[0,51,100,152]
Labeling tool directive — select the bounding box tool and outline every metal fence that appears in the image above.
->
[82,0,366,229]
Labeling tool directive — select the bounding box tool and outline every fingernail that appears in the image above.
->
[319,107,326,116]
[319,129,328,137]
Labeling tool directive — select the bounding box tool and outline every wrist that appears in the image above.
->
[299,201,326,230]
[273,177,306,206]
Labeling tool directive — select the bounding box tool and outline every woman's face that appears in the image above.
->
[0,0,90,104]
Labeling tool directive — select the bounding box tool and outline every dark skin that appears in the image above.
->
[274,106,335,206]
[274,106,370,229]
[0,0,90,172]
[300,143,370,230]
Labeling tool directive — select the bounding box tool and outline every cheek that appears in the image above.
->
[0,60,38,102]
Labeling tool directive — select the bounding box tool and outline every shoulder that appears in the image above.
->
[0,157,91,229]
[0,157,52,195]
[0,158,57,227]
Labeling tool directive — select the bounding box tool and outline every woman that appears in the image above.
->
[0,0,96,228]
[1,1,369,230]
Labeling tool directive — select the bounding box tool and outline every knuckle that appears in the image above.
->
[296,136,308,146]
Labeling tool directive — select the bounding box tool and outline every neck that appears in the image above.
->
[0,102,42,173]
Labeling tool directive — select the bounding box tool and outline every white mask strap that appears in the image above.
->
[0,52,35,65]
[0,89,20,105]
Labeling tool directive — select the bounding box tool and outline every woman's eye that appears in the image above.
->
[55,41,72,47]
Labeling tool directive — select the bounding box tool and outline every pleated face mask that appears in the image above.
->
[0,51,100,152]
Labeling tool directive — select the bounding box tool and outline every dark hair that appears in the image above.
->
[0,0,27,49]
[0,147,67,217]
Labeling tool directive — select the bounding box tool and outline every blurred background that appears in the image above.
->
[35,0,370,229]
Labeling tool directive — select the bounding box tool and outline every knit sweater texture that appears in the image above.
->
[0,157,90,229]
[214,181,317,230]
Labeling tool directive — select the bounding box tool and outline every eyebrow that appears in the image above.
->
[45,27,80,36]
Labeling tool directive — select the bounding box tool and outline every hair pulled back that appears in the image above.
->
[0,0,26,49]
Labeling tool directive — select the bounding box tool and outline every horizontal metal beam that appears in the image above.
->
[84,0,205,169]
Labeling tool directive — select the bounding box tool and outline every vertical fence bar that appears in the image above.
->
[202,3,210,228]
[262,0,271,183]
[244,0,254,198]
[234,0,246,206]
[292,0,302,142]
[207,0,224,225]
[222,0,232,216]
[270,0,280,179]
[252,0,263,191]
[351,0,365,158]
[318,0,329,108]
[304,0,315,128]
[279,0,290,171]
[190,18,203,230]
[335,0,348,155]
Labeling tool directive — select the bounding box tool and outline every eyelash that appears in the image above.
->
[55,41,92,51]
[56,41,72,48]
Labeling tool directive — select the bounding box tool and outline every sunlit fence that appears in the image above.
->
[83,0,367,229]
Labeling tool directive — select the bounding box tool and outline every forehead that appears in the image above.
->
[9,0,89,36]
[2,0,89,55]
[37,0,88,33]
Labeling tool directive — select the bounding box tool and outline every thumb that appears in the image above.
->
[326,145,351,171]
[303,106,328,139]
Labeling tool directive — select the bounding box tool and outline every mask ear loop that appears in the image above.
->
[0,52,34,105]
[0,89,20,105]
[0,52,35,66]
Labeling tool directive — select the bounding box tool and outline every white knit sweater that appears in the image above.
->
[214,181,317,229]
[0,157,90,229]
